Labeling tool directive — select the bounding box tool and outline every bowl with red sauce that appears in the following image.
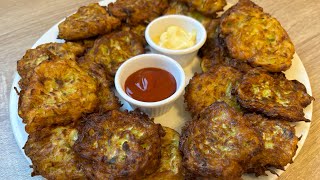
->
[115,54,185,117]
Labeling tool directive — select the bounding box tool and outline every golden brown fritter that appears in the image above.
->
[244,113,299,176]
[73,110,164,179]
[145,127,184,180]
[179,0,226,16]
[18,57,98,134]
[163,0,219,38]
[77,57,121,113]
[180,102,262,179]
[17,42,85,89]
[199,24,254,73]
[79,38,96,50]
[120,24,147,45]
[68,38,97,52]
[236,68,314,122]
[163,0,190,15]
[108,0,168,25]
[80,30,145,79]
[24,125,85,180]
[83,60,121,112]
[95,80,121,113]
[58,3,121,41]
[37,42,85,59]
[201,55,253,74]
[184,65,243,117]
[220,0,295,72]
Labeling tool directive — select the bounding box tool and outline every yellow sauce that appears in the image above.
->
[153,26,196,50]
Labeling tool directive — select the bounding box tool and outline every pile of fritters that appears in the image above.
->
[182,0,313,179]
[24,110,183,179]
[17,0,184,179]
[17,0,314,179]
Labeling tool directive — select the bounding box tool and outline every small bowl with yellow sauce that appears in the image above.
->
[145,15,207,67]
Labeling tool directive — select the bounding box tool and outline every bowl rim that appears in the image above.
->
[145,14,207,55]
[114,53,186,108]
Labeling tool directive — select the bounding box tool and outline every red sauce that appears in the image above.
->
[125,68,177,102]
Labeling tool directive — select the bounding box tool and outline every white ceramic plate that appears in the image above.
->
[9,0,313,179]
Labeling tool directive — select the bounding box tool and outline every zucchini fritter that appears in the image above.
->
[163,0,219,38]
[95,80,121,112]
[77,58,121,113]
[73,110,165,179]
[18,57,98,133]
[201,55,253,74]
[244,113,299,176]
[108,0,168,25]
[145,127,184,180]
[179,0,226,16]
[180,102,261,179]
[120,24,147,45]
[220,0,295,72]
[58,3,121,41]
[184,65,243,117]
[199,24,253,73]
[68,38,97,52]
[24,125,85,180]
[236,68,314,122]
[81,30,145,79]
[17,42,85,89]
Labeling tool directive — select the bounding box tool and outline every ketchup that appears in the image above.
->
[124,68,177,102]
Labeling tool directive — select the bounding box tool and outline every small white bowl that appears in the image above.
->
[115,54,186,117]
[145,15,207,67]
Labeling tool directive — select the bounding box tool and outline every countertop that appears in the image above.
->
[0,0,319,179]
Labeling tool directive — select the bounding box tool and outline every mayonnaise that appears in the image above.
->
[153,26,196,50]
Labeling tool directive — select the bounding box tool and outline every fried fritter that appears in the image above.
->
[201,55,253,74]
[18,57,98,133]
[179,0,226,16]
[24,125,85,180]
[199,25,253,73]
[163,0,219,38]
[73,110,164,179]
[17,42,85,89]
[180,102,261,178]
[244,113,299,176]
[58,3,121,41]
[80,30,144,79]
[108,0,168,25]
[95,80,121,112]
[184,65,243,117]
[163,0,190,15]
[68,38,97,52]
[220,0,295,72]
[37,42,85,59]
[77,56,121,113]
[145,127,184,180]
[199,39,253,73]
[77,57,121,113]
[236,68,314,122]
[120,24,147,45]
[79,38,96,50]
